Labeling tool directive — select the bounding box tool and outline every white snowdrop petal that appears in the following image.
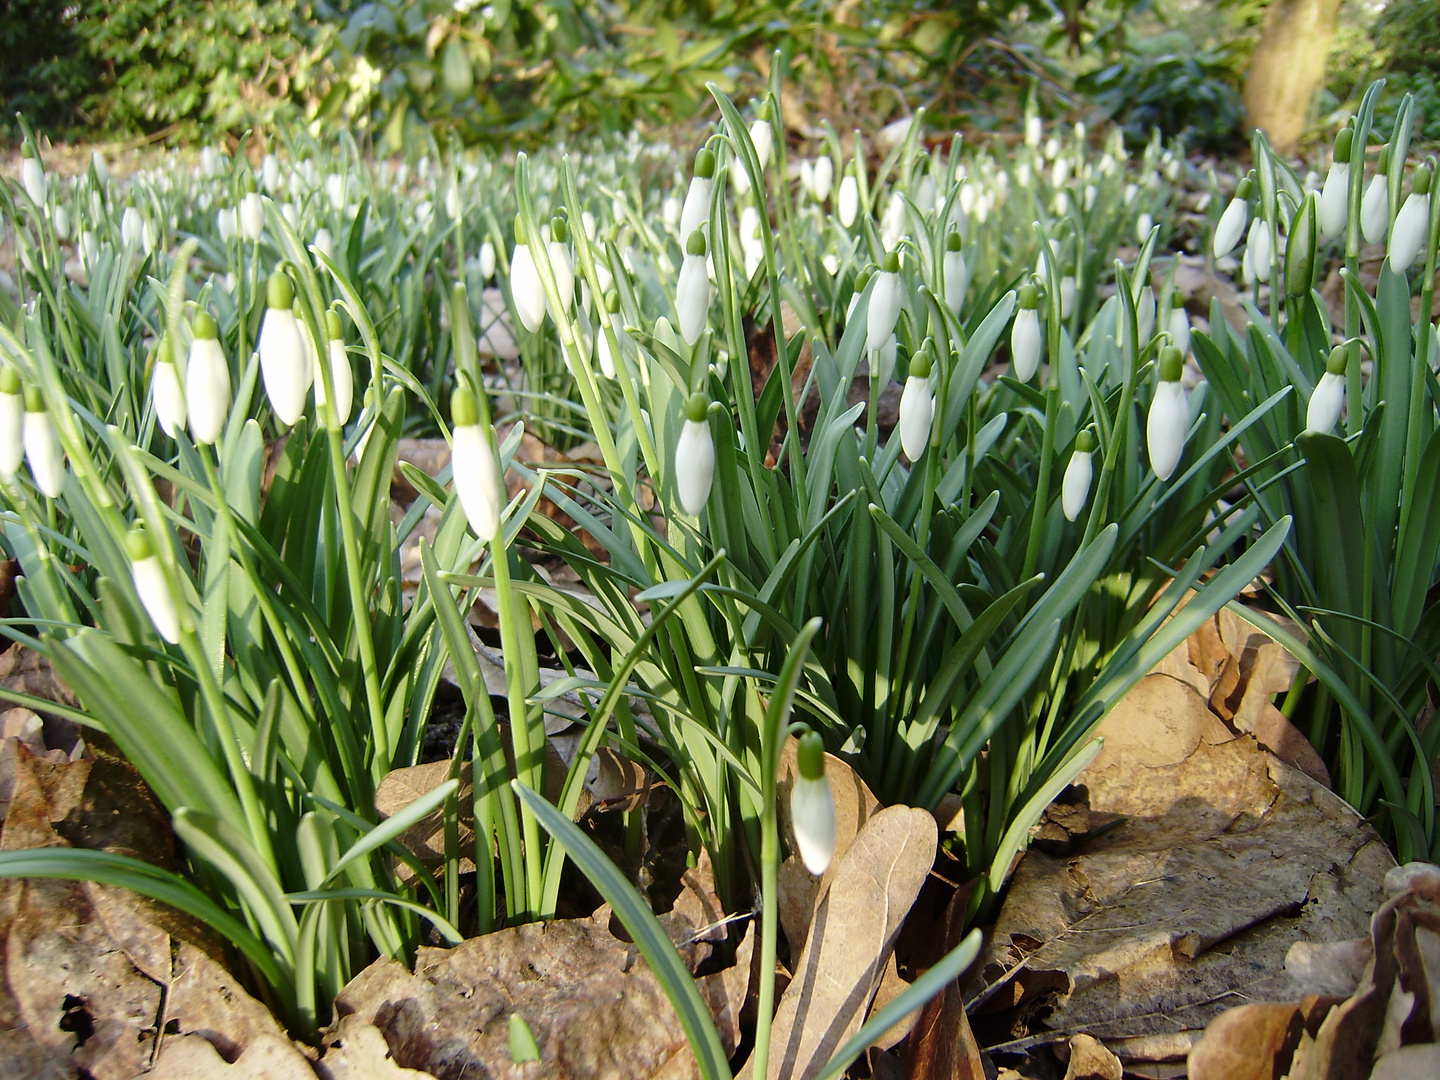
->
[1011,308,1042,382]
[23,410,64,498]
[133,555,180,644]
[675,418,715,515]
[1389,193,1431,274]
[1213,198,1247,259]
[186,338,231,445]
[899,376,934,461]
[1305,371,1346,434]
[0,393,22,479]
[152,361,186,438]
[866,272,902,355]
[259,307,309,426]
[676,253,711,346]
[1147,381,1189,481]
[510,243,546,333]
[1062,450,1093,522]
[1318,163,1349,240]
[452,424,503,540]
[790,775,835,876]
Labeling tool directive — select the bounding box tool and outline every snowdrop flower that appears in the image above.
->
[837,172,859,228]
[596,290,622,379]
[316,310,354,425]
[326,173,346,211]
[899,345,934,461]
[479,239,496,280]
[1147,346,1188,481]
[750,109,774,172]
[445,182,462,221]
[21,142,45,205]
[943,229,968,316]
[122,205,145,248]
[739,205,764,279]
[127,527,180,644]
[1051,157,1070,190]
[813,155,834,203]
[313,228,334,261]
[1059,276,1076,320]
[1136,211,1154,243]
[0,368,22,480]
[450,381,503,540]
[1025,115,1042,148]
[262,153,280,193]
[866,252,902,355]
[258,273,309,426]
[680,147,716,246]
[675,394,714,516]
[1063,429,1095,522]
[662,194,681,229]
[1166,292,1191,356]
[847,269,870,322]
[201,145,222,178]
[677,230,712,346]
[52,204,70,240]
[239,190,264,242]
[1135,285,1155,343]
[1213,179,1251,258]
[1011,284,1043,382]
[22,387,64,498]
[821,253,840,276]
[1362,147,1390,245]
[91,149,109,188]
[510,216,546,333]
[1247,217,1273,282]
[1389,165,1431,275]
[790,730,835,876]
[545,216,576,324]
[187,312,230,445]
[151,337,186,439]
[1306,344,1351,434]
[79,231,98,270]
[880,191,906,249]
[1318,127,1352,241]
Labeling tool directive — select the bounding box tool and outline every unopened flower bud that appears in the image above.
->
[450,382,503,540]
[1011,284,1043,382]
[22,386,64,498]
[1147,346,1188,481]
[127,526,180,644]
[790,730,835,876]
[675,394,715,515]
[259,273,308,426]
[676,230,711,346]
[151,336,186,439]
[1389,165,1432,274]
[187,311,230,445]
[1063,429,1095,522]
[866,253,902,355]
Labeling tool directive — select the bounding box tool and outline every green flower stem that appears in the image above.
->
[1083,262,1142,547]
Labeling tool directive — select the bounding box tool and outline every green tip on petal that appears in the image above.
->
[266,272,294,311]
[325,309,343,340]
[1377,144,1391,174]
[451,383,479,428]
[1334,126,1353,164]
[242,173,257,195]
[684,393,709,423]
[946,228,963,252]
[513,214,528,245]
[125,526,154,561]
[0,367,20,395]
[155,335,174,366]
[854,269,871,292]
[797,729,826,780]
[1414,164,1432,196]
[604,289,620,314]
[755,98,772,122]
[1159,345,1184,382]
[1236,176,1254,200]
[23,385,44,412]
[694,147,715,179]
[193,310,219,341]
[1075,428,1096,453]
[550,215,569,243]
[1326,343,1352,376]
[909,338,934,378]
[685,229,707,257]
[1171,290,1184,307]
[881,251,900,274]
[1018,283,1040,309]
[20,140,36,160]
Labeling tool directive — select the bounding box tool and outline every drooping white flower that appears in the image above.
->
[0,368,24,480]
[239,190,264,242]
[837,173,859,228]
[262,153,280,193]
[1319,162,1350,240]
[1063,431,1095,522]
[151,338,186,439]
[21,144,45,205]
[943,230,968,316]
[1147,347,1189,482]
[596,292,622,379]
[1247,217,1273,282]
[1011,285,1043,382]
[675,395,714,516]
[812,156,834,203]
[450,383,504,540]
[315,310,354,425]
[445,182,462,221]
[1362,172,1390,245]
[187,312,230,445]
[899,355,934,462]
[680,147,716,245]
[122,205,145,248]
[739,205,764,279]
[545,217,576,324]
[790,731,835,876]
[1306,345,1351,434]
[479,240,496,280]
[1025,115,1042,148]
[258,273,309,426]
[128,527,180,644]
[750,116,773,172]
[313,227,334,262]
[91,149,109,188]
[1166,294,1191,355]
[22,388,64,498]
[52,205,70,240]
[676,231,711,346]
[1389,166,1432,274]
[1059,276,1076,320]
[866,253,902,355]
[510,223,546,334]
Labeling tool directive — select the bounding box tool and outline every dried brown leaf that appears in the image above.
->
[1061,1034,1121,1080]
[141,1032,317,1079]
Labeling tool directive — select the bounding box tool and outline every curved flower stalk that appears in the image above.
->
[676,230,711,346]
[258,273,309,426]
[1389,164,1432,275]
[510,216,546,333]
[1213,177,1251,259]
[898,345,934,462]
[866,252,902,356]
[1062,429,1095,522]
[187,311,231,445]
[127,526,180,644]
[675,394,714,516]
[1318,126,1352,241]
[1306,343,1351,435]
[1362,146,1391,245]
[450,380,503,541]
[1011,284,1043,382]
[1146,345,1188,481]
[790,730,835,876]
[314,310,354,426]
[22,386,64,498]
[679,147,716,247]
[0,367,23,480]
[151,336,186,439]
